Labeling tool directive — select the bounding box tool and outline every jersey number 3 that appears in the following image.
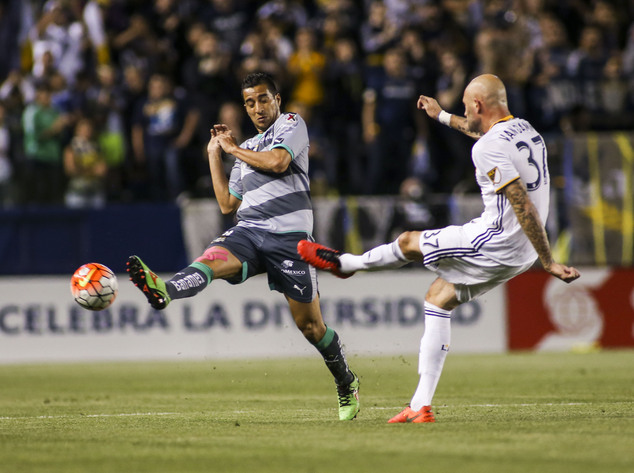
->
[516,135,548,191]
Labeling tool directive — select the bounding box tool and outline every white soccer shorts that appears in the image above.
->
[418,225,534,303]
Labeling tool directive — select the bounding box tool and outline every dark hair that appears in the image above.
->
[34,79,51,92]
[241,72,279,95]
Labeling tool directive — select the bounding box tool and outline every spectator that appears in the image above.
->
[425,48,472,192]
[362,47,424,195]
[597,53,634,130]
[567,24,608,81]
[386,176,435,243]
[21,81,71,205]
[199,0,254,54]
[131,73,200,201]
[0,70,33,194]
[259,17,293,65]
[237,29,286,83]
[63,117,107,208]
[85,64,127,200]
[256,0,308,36]
[314,0,361,46]
[30,1,87,86]
[287,26,326,112]
[49,71,79,120]
[120,64,147,200]
[31,48,59,84]
[182,30,234,147]
[111,13,160,73]
[589,0,626,54]
[567,24,608,112]
[323,35,365,194]
[524,13,574,133]
[400,27,438,93]
[147,0,192,74]
[360,0,400,80]
[410,1,470,58]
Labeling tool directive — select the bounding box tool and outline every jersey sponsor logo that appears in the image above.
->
[286,113,296,121]
[487,167,501,184]
[279,259,306,276]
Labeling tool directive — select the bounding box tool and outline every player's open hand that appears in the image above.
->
[417,95,442,120]
[545,262,581,284]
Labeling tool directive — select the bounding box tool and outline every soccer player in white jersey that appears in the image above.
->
[127,72,360,421]
[298,74,579,423]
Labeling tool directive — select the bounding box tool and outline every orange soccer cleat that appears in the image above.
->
[387,405,435,424]
[297,240,355,279]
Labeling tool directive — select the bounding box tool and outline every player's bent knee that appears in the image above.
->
[294,317,326,344]
[298,323,322,344]
[195,246,230,263]
[398,231,423,259]
[425,278,461,310]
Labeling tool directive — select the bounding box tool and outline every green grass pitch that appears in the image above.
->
[1,351,633,473]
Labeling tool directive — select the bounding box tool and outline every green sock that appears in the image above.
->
[315,327,354,386]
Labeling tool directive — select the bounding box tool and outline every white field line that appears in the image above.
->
[371,402,633,410]
[2,402,630,420]
[0,412,177,420]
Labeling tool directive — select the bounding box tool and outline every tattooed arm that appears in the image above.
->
[503,180,580,283]
[417,95,483,140]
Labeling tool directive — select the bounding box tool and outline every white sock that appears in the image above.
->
[339,239,411,273]
[410,302,451,410]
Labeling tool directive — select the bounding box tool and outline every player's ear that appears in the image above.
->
[275,93,281,108]
[475,98,483,114]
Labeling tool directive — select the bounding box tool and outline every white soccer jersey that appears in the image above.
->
[463,117,550,266]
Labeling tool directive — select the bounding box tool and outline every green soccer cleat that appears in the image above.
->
[337,372,360,421]
[127,255,171,310]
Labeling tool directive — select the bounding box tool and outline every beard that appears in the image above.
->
[467,115,481,133]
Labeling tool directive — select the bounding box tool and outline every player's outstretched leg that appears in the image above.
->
[387,405,435,424]
[297,240,355,279]
[127,255,171,310]
[337,372,360,420]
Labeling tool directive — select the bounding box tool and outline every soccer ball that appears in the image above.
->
[70,263,118,311]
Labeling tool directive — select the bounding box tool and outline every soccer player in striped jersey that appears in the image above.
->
[298,74,579,423]
[128,72,360,421]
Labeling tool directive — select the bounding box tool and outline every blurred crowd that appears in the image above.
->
[0,0,633,209]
